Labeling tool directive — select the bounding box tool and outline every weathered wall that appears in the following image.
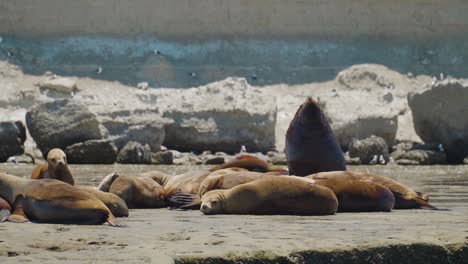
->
[1,0,467,38]
[1,0,468,87]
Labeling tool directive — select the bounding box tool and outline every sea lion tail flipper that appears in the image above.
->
[167,192,201,210]
[0,209,11,222]
[416,197,449,211]
[7,205,29,223]
[106,214,127,228]
[97,172,120,192]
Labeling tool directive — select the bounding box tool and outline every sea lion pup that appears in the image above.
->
[76,186,129,217]
[31,148,74,185]
[285,97,346,176]
[0,173,125,226]
[210,155,288,174]
[306,171,439,210]
[97,172,166,208]
[198,176,338,215]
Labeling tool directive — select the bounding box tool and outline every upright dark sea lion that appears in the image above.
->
[307,171,439,210]
[285,98,346,176]
[210,155,288,174]
[198,176,338,215]
[0,173,124,226]
[31,148,74,185]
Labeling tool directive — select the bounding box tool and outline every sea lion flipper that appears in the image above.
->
[166,192,201,209]
[7,204,29,223]
[105,213,127,227]
[0,209,11,222]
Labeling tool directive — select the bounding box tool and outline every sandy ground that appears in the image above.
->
[1,164,467,263]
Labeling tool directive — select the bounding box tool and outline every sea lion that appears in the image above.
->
[198,176,338,215]
[76,186,129,217]
[306,171,438,210]
[0,172,124,226]
[198,170,272,197]
[285,97,346,176]
[97,172,166,208]
[31,148,74,185]
[197,170,394,212]
[210,155,288,174]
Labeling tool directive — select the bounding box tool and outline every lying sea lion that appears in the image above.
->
[210,155,288,174]
[306,171,438,210]
[0,173,124,226]
[196,170,394,212]
[97,172,166,208]
[31,148,74,185]
[285,98,346,176]
[198,176,338,215]
[198,170,272,197]
[77,186,129,217]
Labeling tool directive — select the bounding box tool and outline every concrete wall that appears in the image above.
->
[1,0,467,39]
[1,1,468,87]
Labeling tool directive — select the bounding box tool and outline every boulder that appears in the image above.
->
[348,135,389,165]
[390,142,446,165]
[26,99,105,157]
[325,65,418,149]
[64,139,118,164]
[117,141,152,164]
[0,121,26,162]
[399,150,446,165]
[151,150,173,165]
[39,77,77,97]
[112,124,165,152]
[409,79,468,163]
[160,78,276,153]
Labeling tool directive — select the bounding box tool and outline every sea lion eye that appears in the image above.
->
[51,158,56,162]
[211,200,218,205]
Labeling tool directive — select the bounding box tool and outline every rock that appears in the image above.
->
[321,64,428,149]
[396,159,420,166]
[7,154,34,164]
[203,156,225,165]
[0,121,26,162]
[39,77,77,94]
[161,78,276,153]
[151,150,173,165]
[267,151,287,165]
[112,124,165,152]
[117,141,152,164]
[464,156,468,165]
[348,135,389,165]
[26,99,105,157]
[409,79,468,163]
[399,150,446,165]
[344,152,362,165]
[64,139,118,164]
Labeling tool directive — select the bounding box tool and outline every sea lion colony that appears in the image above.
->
[0,98,440,226]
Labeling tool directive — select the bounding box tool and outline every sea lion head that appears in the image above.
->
[200,190,224,215]
[104,193,129,217]
[47,148,68,169]
[293,97,329,128]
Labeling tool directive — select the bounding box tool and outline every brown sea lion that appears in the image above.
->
[307,171,439,210]
[0,173,124,226]
[210,155,288,174]
[285,98,346,176]
[196,170,394,212]
[76,186,129,217]
[198,176,338,215]
[198,170,272,197]
[31,148,74,185]
[97,172,166,208]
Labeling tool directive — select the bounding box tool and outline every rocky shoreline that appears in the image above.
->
[1,61,467,166]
